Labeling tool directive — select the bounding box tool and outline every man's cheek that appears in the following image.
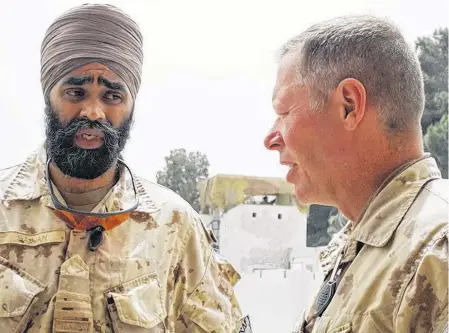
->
[283,130,301,151]
[53,102,80,122]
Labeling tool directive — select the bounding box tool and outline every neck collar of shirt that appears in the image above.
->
[318,155,441,276]
[0,144,160,214]
[350,154,441,247]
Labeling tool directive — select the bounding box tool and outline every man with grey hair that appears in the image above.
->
[265,16,448,333]
[0,4,243,333]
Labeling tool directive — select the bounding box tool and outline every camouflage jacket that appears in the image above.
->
[294,155,448,333]
[0,146,242,333]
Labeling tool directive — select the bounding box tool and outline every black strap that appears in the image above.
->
[313,241,364,318]
[356,241,364,255]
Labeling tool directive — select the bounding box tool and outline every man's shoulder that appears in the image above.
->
[0,163,22,180]
[0,164,22,197]
[135,176,213,241]
[397,178,448,246]
[0,148,44,201]
[414,177,449,225]
[422,177,449,204]
[135,176,197,216]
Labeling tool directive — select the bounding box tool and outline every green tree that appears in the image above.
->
[156,149,210,212]
[424,114,448,178]
[416,28,448,133]
[416,28,448,178]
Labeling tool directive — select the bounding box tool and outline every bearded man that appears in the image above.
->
[0,4,242,333]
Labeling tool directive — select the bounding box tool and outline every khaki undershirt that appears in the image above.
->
[59,186,111,212]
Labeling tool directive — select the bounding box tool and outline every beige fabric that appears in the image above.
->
[0,145,242,333]
[293,156,448,333]
[58,185,112,212]
[41,4,143,99]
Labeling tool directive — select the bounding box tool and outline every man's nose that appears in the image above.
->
[79,100,106,122]
[264,130,284,151]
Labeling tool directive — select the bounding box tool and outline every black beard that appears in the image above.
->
[44,103,133,180]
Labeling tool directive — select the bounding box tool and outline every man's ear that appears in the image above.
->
[337,78,366,131]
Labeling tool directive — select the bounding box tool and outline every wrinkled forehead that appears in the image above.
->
[273,53,301,101]
[65,63,123,81]
[55,63,131,95]
[59,63,124,84]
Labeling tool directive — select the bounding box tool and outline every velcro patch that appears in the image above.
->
[0,230,66,246]
[53,319,91,333]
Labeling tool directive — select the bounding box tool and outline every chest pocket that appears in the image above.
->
[105,272,167,333]
[0,256,46,333]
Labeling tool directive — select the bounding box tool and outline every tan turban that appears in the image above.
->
[41,4,143,100]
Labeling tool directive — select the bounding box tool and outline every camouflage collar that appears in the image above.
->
[351,155,441,247]
[0,145,159,214]
[318,155,441,276]
[318,221,353,277]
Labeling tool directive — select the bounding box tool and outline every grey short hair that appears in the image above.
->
[279,15,424,134]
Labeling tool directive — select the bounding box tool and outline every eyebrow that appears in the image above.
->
[98,76,125,91]
[63,75,125,92]
[63,76,94,85]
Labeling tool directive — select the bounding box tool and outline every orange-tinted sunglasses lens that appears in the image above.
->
[53,209,131,230]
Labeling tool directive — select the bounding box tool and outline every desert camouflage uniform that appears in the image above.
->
[294,155,448,333]
[0,146,242,333]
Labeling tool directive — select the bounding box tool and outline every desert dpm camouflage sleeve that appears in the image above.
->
[395,228,448,332]
[173,210,242,332]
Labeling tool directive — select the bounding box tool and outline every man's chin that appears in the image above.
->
[60,167,109,180]
[51,152,116,180]
[294,185,314,206]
